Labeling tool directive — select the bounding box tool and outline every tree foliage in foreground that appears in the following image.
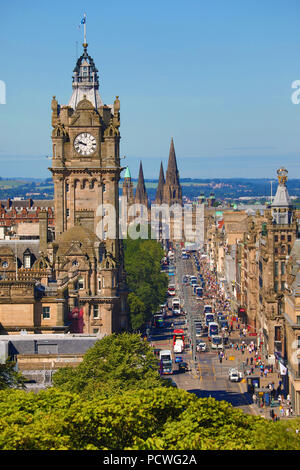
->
[0,360,25,390]
[123,237,168,329]
[0,386,300,450]
[52,332,169,397]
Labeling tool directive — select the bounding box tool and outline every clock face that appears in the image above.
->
[74,133,97,156]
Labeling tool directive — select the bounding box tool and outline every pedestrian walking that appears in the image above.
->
[278,394,282,404]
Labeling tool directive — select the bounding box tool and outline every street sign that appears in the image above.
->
[229,356,235,361]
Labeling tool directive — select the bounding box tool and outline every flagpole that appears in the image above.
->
[83,13,87,45]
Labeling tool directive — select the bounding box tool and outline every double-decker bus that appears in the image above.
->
[159,350,173,375]
[208,321,219,338]
[153,314,165,328]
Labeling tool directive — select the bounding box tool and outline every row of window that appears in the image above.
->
[1,254,32,269]
[274,261,285,276]
[274,234,292,243]
[274,281,285,292]
[73,277,115,290]
[42,305,101,320]
[65,183,106,192]
[274,245,291,255]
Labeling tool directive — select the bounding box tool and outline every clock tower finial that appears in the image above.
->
[68,21,103,110]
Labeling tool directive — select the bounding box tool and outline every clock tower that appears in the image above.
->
[50,43,121,237]
[49,42,128,334]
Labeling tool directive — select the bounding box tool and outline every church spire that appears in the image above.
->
[135,162,148,206]
[163,138,182,206]
[166,137,179,178]
[155,162,165,205]
[122,166,134,205]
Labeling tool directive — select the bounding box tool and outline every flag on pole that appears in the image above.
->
[78,14,86,28]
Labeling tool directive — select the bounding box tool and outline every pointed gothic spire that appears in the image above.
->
[155,162,165,205]
[122,166,134,205]
[135,162,148,206]
[163,138,182,206]
[166,137,179,180]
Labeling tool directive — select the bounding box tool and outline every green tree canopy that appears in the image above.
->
[0,360,25,390]
[1,386,300,450]
[123,238,168,329]
[52,332,169,397]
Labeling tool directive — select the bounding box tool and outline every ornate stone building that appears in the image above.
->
[0,42,128,335]
[239,168,300,358]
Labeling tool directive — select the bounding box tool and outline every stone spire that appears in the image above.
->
[163,138,182,205]
[122,166,134,205]
[68,44,103,110]
[135,162,148,206]
[155,162,165,205]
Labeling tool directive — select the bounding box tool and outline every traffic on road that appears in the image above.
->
[147,246,289,418]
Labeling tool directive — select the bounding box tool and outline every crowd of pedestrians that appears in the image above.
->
[194,252,294,420]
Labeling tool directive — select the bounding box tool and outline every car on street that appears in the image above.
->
[228,368,242,382]
[178,362,189,373]
[168,285,176,296]
[175,356,183,363]
[195,326,202,337]
[196,342,207,352]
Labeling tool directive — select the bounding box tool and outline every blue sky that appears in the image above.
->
[1,0,300,179]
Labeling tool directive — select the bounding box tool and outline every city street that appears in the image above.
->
[150,248,290,419]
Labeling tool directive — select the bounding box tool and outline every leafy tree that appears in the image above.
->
[0,360,25,390]
[124,238,168,329]
[127,293,147,330]
[52,332,169,397]
[1,387,300,450]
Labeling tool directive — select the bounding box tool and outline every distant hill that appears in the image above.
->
[0,177,299,202]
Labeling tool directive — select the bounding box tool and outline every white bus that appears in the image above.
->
[208,321,219,338]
